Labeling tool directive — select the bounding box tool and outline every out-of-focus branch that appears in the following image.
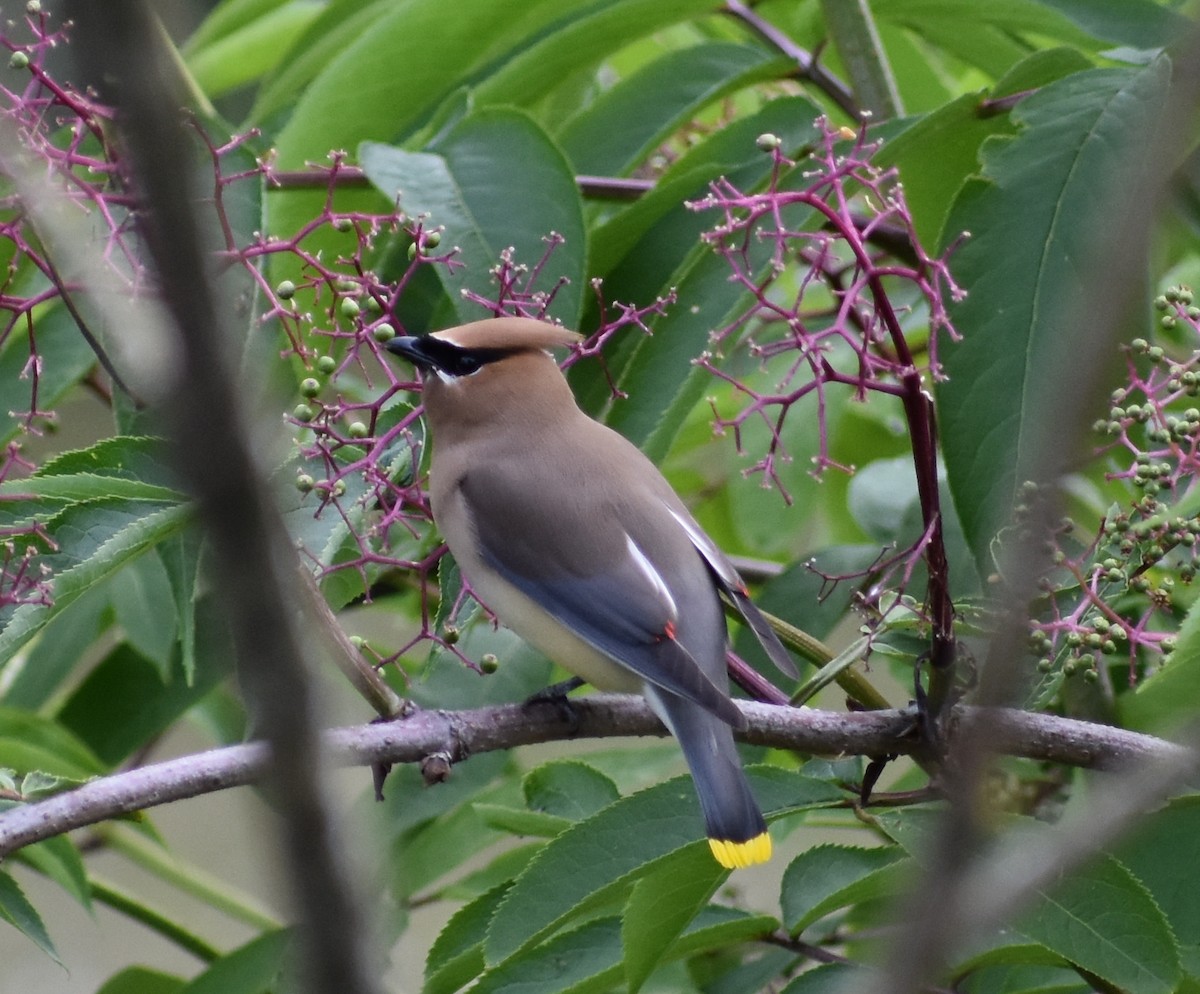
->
[62,4,383,994]
[725,0,860,119]
[869,32,1200,994]
[0,699,1188,858]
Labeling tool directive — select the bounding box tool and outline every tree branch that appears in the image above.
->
[0,698,1187,859]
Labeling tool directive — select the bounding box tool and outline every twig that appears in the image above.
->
[0,699,1188,859]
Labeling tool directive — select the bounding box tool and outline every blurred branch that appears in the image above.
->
[725,0,860,119]
[817,0,902,119]
[63,4,382,994]
[0,699,1188,858]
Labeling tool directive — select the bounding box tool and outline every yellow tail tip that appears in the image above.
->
[708,832,772,869]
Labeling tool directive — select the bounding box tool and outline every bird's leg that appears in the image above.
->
[523,676,586,731]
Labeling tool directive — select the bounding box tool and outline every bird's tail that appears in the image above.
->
[646,687,771,869]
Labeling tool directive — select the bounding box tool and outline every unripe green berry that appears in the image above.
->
[1037,658,1054,673]
[340,297,361,319]
[407,242,419,261]
[293,404,314,422]
[1148,346,1165,362]
[276,279,296,300]
[317,355,337,375]
[424,230,442,249]
[296,473,314,492]
[299,377,321,398]
[1101,639,1117,655]
[9,51,29,69]
[1083,668,1099,683]
[1131,338,1150,353]
[756,132,782,152]
[333,217,353,232]
[373,324,395,343]
[1162,636,1178,653]
[1161,314,1176,329]
[332,479,347,497]
[349,635,366,649]
[348,421,368,439]
[366,296,383,313]
[480,653,500,673]
[25,1,40,13]
[1154,295,1170,311]
[442,625,460,645]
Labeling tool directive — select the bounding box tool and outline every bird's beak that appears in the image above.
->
[385,335,432,369]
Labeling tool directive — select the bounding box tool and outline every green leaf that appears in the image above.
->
[522,761,620,821]
[1113,795,1200,942]
[186,1,323,99]
[15,833,92,910]
[158,528,204,685]
[426,882,512,994]
[1121,591,1200,733]
[55,636,230,768]
[0,584,109,710]
[473,0,744,110]
[361,108,587,325]
[0,707,105,778]
[874,94,1016,250]
[1015,854,1179,994]
[35,436,182,487]
[178,929,291,994]
[484,769,841,963]
[96,966,186,994]
[0,501,192,667]
[474,916,625,994]
[184,0,293,52]
[473,803,571,839]
[269,0,583,159]
[938,60,1171,571]
[0,473,184,503]
[109,552,179,679]
[780,844,908,933]
[781,962,874,994]
[557,42,786,177]
[622,845,726,993]
[0,300,99,448]
[0,867,60,964]
[1033,0,1188,49]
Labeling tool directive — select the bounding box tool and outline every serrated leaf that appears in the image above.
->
[1113,796,1200,942]
[622,845,726,993]
[938,59,1172,572]
[473,916,625,994]
[425,882,512,994]
[0,501,192,667]
[35,436,181,487]
[0,707,105,778]
[780,844,908,934]
[0,867,60,964]
[0,474,184,503]
[361,108,587,326]
[1015,854,1179,994]
[484,769,841,964]
[522,761,620,821]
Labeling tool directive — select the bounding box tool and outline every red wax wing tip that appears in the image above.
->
[663,620,677,640]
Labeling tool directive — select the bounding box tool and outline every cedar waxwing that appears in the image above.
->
[386,317,798,868]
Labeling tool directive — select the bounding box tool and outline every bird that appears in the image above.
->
[386,317,798,868]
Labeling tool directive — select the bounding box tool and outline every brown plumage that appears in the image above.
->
[387,317,796,868]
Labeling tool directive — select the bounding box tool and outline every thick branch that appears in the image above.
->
[0,699,1187,859]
